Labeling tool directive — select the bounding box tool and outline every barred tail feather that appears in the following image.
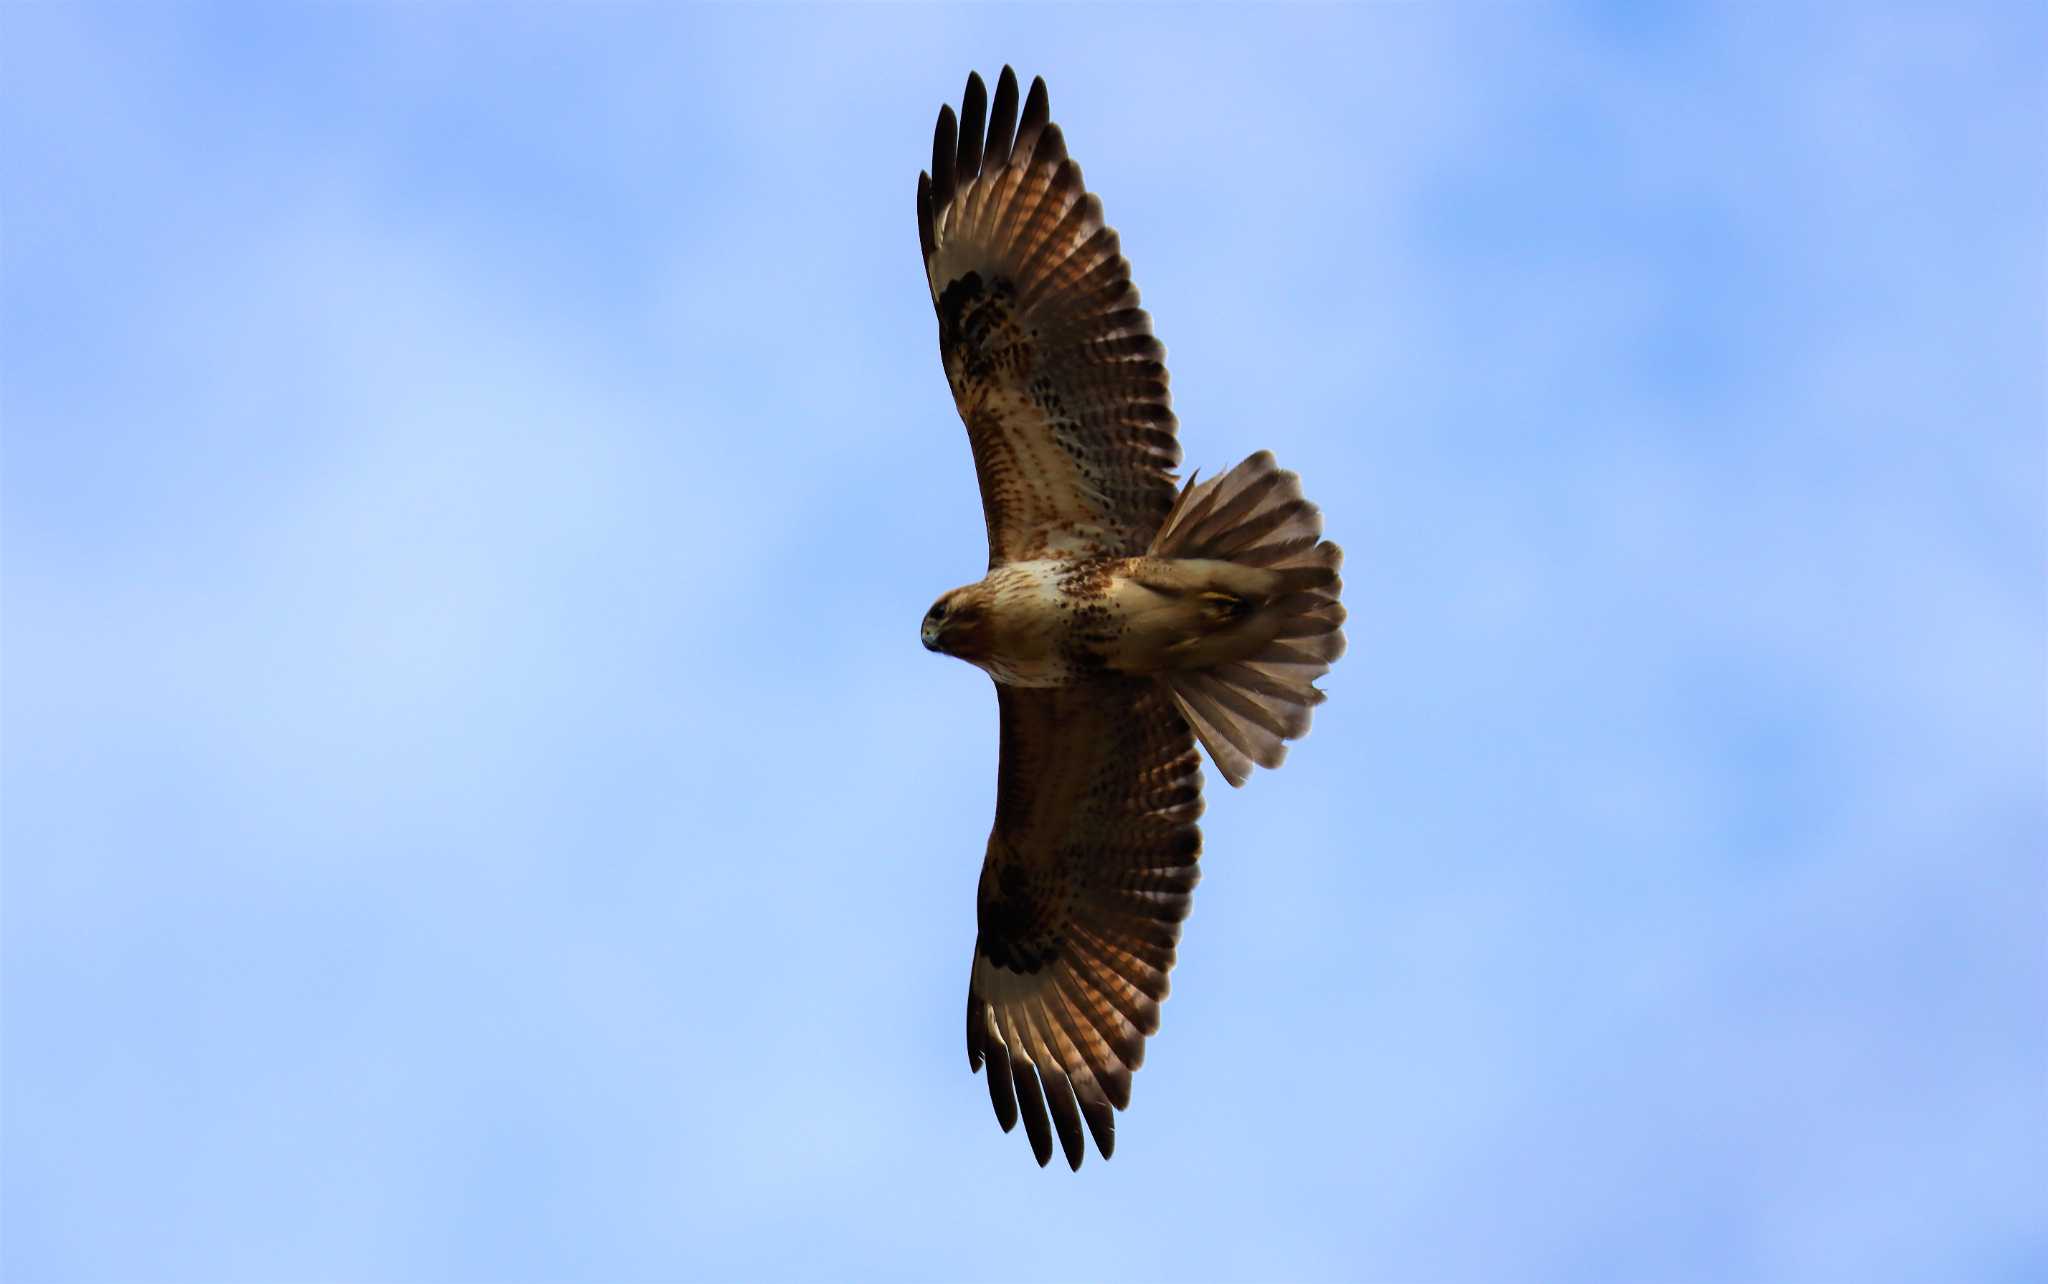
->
[1149,451,1346,787]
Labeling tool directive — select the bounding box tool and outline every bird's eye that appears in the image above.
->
[927,602,947,621]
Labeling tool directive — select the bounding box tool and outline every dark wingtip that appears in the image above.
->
[985,66,1021,169]
[916,170,935,263]
[1023,75,1049,127]
[983,1029,1020,1132]
[957,71,987,180]
[1090,1102,1116,1161]
[1036,122,1068,168]
[932,104,958,212]
[1042,1069,1086,1171]
[1013,1062,1055,1167]
[1017,74,1050,155]
[965,989,982,1070]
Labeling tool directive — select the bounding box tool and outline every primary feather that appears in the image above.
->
[919,67,1180,568]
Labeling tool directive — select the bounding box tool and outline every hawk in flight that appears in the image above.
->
[917,68,1347,1169]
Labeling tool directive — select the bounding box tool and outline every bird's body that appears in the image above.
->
[915,67,1348,1169]
[929,555,1332,687]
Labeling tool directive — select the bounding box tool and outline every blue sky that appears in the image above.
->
[4,5,2041,1281]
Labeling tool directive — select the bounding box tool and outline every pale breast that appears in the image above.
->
[974,558,1127,687]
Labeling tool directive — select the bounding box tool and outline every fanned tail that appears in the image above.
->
[1148,451,1346,786]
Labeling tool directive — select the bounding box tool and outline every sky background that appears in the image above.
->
[4,5,2043,1282]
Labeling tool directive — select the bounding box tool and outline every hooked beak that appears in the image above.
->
[921,618,943,652]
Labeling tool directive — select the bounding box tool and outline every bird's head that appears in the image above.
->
[921,584,991,660]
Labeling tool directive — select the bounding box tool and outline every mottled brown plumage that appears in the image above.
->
[918,70,1178,568]
[918,68,1348,1169]
[968,680,1201,1168]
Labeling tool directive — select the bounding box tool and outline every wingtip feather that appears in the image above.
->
[1016,74,1050,155]
[932,104,958,211]
[1012,1061,1055,1166]
[983,1026,1020,1133]
[985,66,1021,169]
[916,170,935,265]
[957,71,987,179]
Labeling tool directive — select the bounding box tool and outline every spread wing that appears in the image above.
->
[966,679,1205,1168]
[918,68,1182,568]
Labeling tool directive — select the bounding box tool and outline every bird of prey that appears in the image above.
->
[916,67,1347,1170]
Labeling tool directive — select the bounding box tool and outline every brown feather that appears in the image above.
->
[983,66,1020,171]
[920,70,1182,566]
[965,679,1201,1167]
[955,72,986,182]
[1010,1058,1054,1167]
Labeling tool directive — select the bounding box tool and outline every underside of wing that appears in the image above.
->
[918,68,1182,567]
[966,679,1204,1169]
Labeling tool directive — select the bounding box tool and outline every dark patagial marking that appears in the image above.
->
[935,270,987,342]
[978,863,1063,974]
[938,270,1028,387]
